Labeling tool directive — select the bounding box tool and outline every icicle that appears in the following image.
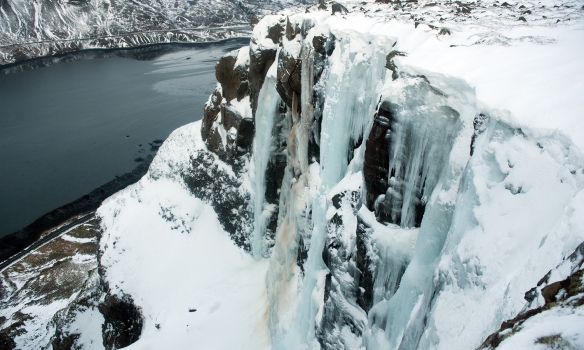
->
[373,81,463,229]
[296,42,315,175]
[251,59,281,260]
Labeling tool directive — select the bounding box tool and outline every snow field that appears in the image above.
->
[98,122,271,350]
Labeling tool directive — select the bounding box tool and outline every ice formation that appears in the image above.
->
[237,4,584,349]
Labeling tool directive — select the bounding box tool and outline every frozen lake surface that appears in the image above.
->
[0,39,246,237]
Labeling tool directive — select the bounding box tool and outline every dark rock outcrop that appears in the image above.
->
[479,242,584,349]
[308,35,334,164]
[276,49,302,108]
[201,88,222,142]
[182,151,252,249]
[216,53,239,102]
[363,101,394,213]
[201,48,254,163]
[312,35,327,55]
[266,23,284,45]
[249,46,277,114]
[98,294,143,350]
[286,17,301,40]
[318,188,369,349]
[0,315,24,350]
[51,331,80,350]
[385,50,407,80]
[215,50,250,103]
[356,217,375,313]
[249,22,282,114]
[332,1,349,15]
[363,78,460,228]
[470,113,490,156]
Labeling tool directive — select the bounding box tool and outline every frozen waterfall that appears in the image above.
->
[251,56,282,259]
[243,13,584,350]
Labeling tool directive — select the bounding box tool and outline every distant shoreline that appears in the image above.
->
[0,36,251,74]
[0,24,252,66]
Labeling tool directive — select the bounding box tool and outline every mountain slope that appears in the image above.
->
[0,0,313,65]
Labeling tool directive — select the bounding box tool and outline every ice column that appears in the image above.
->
[296,42,315,174]
[251,59,282,259]
[365,74,475,350]
[276,33,390,349]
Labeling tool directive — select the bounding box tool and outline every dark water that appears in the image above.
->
[0,40,245,238]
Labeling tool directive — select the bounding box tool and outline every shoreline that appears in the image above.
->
[0,154,154,264]
[0,36,251,74]
[0,25,252,66]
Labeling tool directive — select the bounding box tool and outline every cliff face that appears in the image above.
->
[4,0,584,348]
[190,3,584,349]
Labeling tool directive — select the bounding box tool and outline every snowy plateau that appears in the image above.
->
[2,0,584,349]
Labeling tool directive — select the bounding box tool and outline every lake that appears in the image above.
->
[0,39,246,238]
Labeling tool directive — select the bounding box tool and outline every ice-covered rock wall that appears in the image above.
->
[76,1,584,349]
[196,7,584,350]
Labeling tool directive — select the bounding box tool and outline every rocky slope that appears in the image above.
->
[0,217,104,349]
[480,242,584,349]
[2,0,584,349]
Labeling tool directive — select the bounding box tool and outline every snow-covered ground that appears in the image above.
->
[0,218,102,349]
[97,122,271,349]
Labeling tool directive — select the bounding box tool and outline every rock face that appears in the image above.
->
[276,48,303,108]
[319,186,367,349]
[331,1,349,15]
[201,48,254,163]
[249,30,280,114]
[363,102,394,216]
[215,52,250,103]
[364,80,461,229]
